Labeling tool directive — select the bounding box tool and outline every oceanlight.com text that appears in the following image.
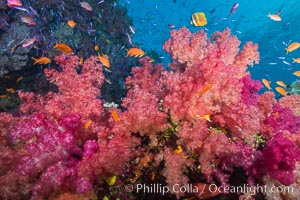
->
[209,184,294,196]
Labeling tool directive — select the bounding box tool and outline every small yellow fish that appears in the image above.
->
[16,76,23,83]
[191,12,207,26]
[276,81,286,88]
[54,43,73,54]
[292,58,300,64]
[103,196,109,200]
[94,45,99,51]
[201,114,211,122]
[111,109,120,122]
[173,145,183,154]
[275,87,287,96]
[67,20,76,28]
[6,88,15,94]
[97,53,110,68]
[262,79,271,90]
[126,48,145,57]
[84,119,92,129]
[32,57,51,65]
[293,71,300,77]
[267,13,281,21]
[105,175,117,186]
[198,83,212,96]
[286,42,300,54]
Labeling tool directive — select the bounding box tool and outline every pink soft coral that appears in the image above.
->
[19,55,104,123]
[163,147,193,198]
[279,94,300,116]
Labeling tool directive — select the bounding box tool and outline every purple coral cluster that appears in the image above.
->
[264,103,300,134]
[252,134,300,185]
[241,74,263,106]
[1,113,87,199]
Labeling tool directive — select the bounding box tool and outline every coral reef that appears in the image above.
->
[120,27,300,199]
[0,26,299,200]
[0,54,139,199]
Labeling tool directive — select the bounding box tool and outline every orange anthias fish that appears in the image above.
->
[273,112,279,118]
[276,81,286,88]
[293,71,300,77]
[54,43,73,54]
[84,120,92,129]
[126,48,145,57]
[80,1,92,11]
[275,87,288,96]
[21,16,36,26]
[97,53,110,68]
[262,79,271,90]
[7,0,22,8]
[16,76,23,83]
[286,42,300,54]
[191,12,207,26]
[31,57,51,65]
[198,83,212,96]
[6,88,15,94]
[267,13,281,21]
[292,58,300,64]
[111,110,120,122]
[67,20,76,28]
[79,57,83,65]
[94,45,99,51]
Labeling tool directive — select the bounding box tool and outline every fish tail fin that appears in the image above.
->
[292,58,295,63]
[31,57,38,65]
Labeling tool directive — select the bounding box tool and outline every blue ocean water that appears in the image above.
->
[120,0,300,94]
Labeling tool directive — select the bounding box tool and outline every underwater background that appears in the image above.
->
[0,0,300,200]
[121,0,300,96]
